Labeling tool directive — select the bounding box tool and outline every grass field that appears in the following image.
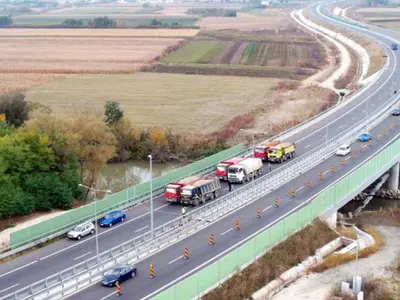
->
[0,73,65,95]
[161,41,224,63]
[0,28,199,37]
[356,7,400,31]
[24,73,280,133]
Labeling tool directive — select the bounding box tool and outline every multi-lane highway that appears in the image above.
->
[1,1,400,299]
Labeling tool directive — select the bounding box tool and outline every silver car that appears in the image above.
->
[67,222,95,240]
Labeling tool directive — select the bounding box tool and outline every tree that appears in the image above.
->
[61,18,84,27]
[0,93,29,127]
[88,16,116,28]
[0,16,12,27]
[104,101,124,125]
[150,19,162,26]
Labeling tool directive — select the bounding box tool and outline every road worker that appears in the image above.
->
[181,206,187,217]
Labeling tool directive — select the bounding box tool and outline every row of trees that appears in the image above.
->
[0,16,12,27]
[187,8,237,17]
[61,16,115,28]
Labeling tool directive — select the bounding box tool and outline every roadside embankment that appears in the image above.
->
[202,219,338,300]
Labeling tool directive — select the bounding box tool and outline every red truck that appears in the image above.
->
[254,141,281,161]
[164,175,203,203]
[215,157,246,180]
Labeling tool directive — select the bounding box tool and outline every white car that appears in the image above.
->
[336,144,351,156]
[67,222,95,240]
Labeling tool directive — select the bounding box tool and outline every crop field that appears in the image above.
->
[0,35,183,73]
[24,73,280,133]
[161,38,324,70]
[161,41,224,63]
[356,7,400,31]
[0,73,65,95]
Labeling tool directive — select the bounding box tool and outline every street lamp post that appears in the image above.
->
[78,184,111,264]
[148,154,154,239]
[240,129,256,192]
[354,234,360,294]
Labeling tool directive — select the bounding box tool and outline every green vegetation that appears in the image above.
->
[88,16,115,28]
[161,41,224,64]
[242,41,256,57]
[0,94,28,127]
[187,8,237,17]
[61,18,84,27]
[0,15,12,27]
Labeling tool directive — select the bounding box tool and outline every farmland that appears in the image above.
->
[355,7,400,31]
[24,73,281,133]
[0,28,192,93]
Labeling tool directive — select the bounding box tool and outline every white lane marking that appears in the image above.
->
[38,203,170,262]
[323,170,330,175]
[223,187,229,191]
[220,228,233,236]
[0,261,37,279]
[345,157,351,160]
[263,205,272,212]
[156,210,180,216]
[135,225,148,233]
[100,292,116,300]
[73,251,91,261]
[305,144,311,148]
[0,283,19,294]
[168,256,183,265]
[352,117,356,120]
[142,131,400,300]
[338,125,344,129]
[296,186,304,191]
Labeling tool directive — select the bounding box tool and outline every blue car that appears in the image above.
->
[392,43,398,50]
[102,264,137,287]
[99,210,126,227]
[359,132,371,142]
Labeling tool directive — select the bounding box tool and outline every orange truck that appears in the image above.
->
[254,141,281,162]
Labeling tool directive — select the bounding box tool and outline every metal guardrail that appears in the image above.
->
[4,69,400,300]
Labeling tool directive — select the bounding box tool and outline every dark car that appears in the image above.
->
[392,109,400,116]
[102,264,137,287]
[99,210,126,227]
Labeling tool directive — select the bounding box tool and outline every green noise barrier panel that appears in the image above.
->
[10,144,245,248]
[152,138,400,300]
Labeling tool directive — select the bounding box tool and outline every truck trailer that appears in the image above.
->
[254,141,281,161]
[215,156,246,180]
[164,175,203,203]
[180,177,221,206]
[268,141,295,163]
[228,157,263,184]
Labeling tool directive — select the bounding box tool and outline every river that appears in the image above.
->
[97,160,180,192]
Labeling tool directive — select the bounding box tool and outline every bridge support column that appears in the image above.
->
[388,162,399,191]
[320,211,337,229]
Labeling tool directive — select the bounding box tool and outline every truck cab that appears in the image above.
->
[268,142,295,163]
[254,141,281,161]
[392,43,398,50]
[228,165,246,183]
[164,183,183,202]
[215,157,245,180]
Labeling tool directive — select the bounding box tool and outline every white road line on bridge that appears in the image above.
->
[338,125,343,129]
[156,210,180,216]
[223,187,229,191]
[345,157,351,160]
[220,228,233,236]
[73,251,91,261]
[0,261,37,279]
[100,292,116,300]
[352,117,356,120]
[263,205,272,212]
[323,170,330,175]
[305,144,311,149]
[296,186,304,191]
[135,225,149,233]
[0,283,19,294]
[168,256,183,265]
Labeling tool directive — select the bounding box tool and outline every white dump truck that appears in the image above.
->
[227,157,263,184]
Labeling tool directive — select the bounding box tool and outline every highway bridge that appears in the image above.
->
[1,1,400,299]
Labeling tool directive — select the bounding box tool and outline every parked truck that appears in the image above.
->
[180,177,221,206]
[254,141,281,161]
[268,141,295,163]
[164,175,203,203]
[228,157,263,184]
[215,156,246,180]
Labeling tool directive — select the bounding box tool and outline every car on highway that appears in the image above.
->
[359,132,371,142]
[102,264,137,287]
[67,222,95,240]
[336,144,351,156]
[392,108,400,116]
[99,210,126,227]
[392,43,398,50]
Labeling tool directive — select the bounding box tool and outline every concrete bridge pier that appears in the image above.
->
[388,162,399,191]
[320,211,337,229]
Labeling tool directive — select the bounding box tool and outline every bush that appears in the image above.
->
[0,93,29,127]
[88,16,116,28]
[61,18,84,27]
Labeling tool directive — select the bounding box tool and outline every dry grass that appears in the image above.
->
[337,226,357,240]
[0,28,199,37]
[310,225,385,273]
[327,279,391,300]
[352,208,400,227]
[0,37,182,73]
[0,73,66,95]
[203,219,338,300]
[197,12,285,30]
[24,73,280,133]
